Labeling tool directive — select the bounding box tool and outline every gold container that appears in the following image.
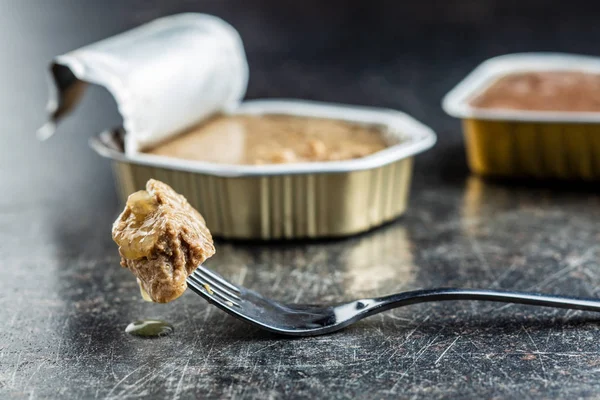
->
[38,16,435,240]
[92,99,436,240]
[443,53,600,180]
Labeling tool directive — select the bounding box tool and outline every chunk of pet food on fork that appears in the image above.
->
[112,179,215,303]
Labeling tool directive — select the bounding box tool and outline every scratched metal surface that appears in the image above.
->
[3,1,600,399]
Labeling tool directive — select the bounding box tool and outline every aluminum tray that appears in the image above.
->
[443,53,600,180]
[91,99,436,239]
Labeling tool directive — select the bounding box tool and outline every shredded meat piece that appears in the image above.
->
[112,179,215,303]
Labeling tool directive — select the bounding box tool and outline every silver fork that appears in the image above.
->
[187,265,600,336]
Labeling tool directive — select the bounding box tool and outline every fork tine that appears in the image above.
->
[192,269,242,300]
[187,277,241,308]
[197,266,241,294]
[188,271,241,307]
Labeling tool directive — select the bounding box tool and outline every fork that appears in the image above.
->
[186,265,600,336]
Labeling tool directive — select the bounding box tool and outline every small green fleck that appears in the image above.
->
[125,320,174,338]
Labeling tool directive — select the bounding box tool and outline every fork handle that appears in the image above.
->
[369,288,600,314]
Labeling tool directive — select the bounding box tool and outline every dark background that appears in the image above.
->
[6,0,600,196]
[3,1,600,399]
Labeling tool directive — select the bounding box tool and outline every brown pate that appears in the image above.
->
[112,179,215,303]
[145,114,388,165]
[470,71,600,112]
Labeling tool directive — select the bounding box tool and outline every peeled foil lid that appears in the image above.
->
[38,13,249,154]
